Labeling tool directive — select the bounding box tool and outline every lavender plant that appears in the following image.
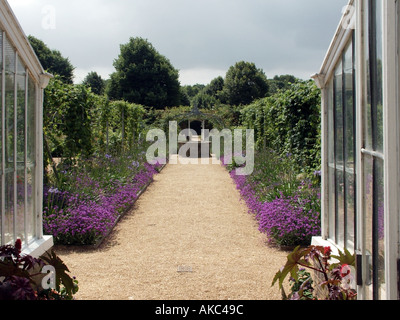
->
[223,149,321,247]
[43,153,163,245]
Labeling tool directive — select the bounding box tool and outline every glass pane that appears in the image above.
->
[328,167,336,241]
[374,0,383,154]
[327,81,335,165]
[334,62,344,247]
[374,157,385,299]
[16,56,26,76]
[364,154,373,300]
[5,73,14,168]
[5,172,14,244]
[16,74,25,164]
[327,81,335,241]
[0,31,3,71]
[26,166,35,242]
[336,168,345,248]
[4,37,15,73]
[366,0,383,153]
[0,178,1,245]
[344,42,355,171]
[345,171,356,249]
[16,169,25,242]
[0,56,2,172]
[334,62,343,166]
[364,1,373,151]
[27,76,35,164]
[343,39,356,250]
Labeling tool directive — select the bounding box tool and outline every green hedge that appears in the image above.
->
[240,80,321,173]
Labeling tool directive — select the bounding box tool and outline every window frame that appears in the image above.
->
[325,33,357,251]
[0,30,38,247]
[314,0,400,300]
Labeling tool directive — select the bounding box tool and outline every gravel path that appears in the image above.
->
[55,157,288,300]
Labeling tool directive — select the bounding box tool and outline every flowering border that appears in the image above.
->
[92,163,166,249]
[221,155,321,247]
[43,159,166,247]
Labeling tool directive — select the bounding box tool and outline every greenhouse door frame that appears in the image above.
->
[354,0,399,300]
[313,0,400,300]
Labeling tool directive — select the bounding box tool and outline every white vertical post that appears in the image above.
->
[24,67,28,246]
[320,88,329,240]
[382,0,399,300]
[36,83,44,239]
[355,0,370,300]
[1,32,5,246]
[312,73,329,239]
[13,50,17,243]
[37,73,52,240]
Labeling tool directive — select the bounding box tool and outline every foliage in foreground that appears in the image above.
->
[0,240,78,300]
[272,245,357,300]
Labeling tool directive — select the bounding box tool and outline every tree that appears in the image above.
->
[181,84,206,100]
[28,35,75,84]
[109,37,181,109]
[268,74,298,95]
[223,61,269,106]
[83,71,105,95]
[204,76,224,102]
[192,92,217,109]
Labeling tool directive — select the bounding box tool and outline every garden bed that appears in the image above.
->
[221,150,321,248]
[91,163,166,249]
[43,153,166,247]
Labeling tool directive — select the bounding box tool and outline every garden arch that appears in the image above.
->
[173,105,225,158]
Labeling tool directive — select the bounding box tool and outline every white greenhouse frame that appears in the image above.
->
[312,0,400,300]
[0,0,52,257]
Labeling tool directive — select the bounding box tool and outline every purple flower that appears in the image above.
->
[227,161,321,247]
[43,156,161,245]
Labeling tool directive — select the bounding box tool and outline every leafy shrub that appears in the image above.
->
[0,240,78,300]
[240,80,321,174]
[272,245,357,300]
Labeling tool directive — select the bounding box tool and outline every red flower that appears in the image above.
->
[323,246,331,257]
[340,264,351,278]
[15,239,22,253]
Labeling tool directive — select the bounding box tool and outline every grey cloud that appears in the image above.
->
[8,0,349,84]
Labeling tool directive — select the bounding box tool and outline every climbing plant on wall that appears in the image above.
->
[44,76,147,166]
[44,75,95,164]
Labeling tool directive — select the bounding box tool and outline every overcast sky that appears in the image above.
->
[8,0,349,86]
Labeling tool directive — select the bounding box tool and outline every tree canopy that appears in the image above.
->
[83,71,106,95]
[268,74,299,95]
[108,37,181,109]
[28,35,75,84]
[223,61,269,106]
